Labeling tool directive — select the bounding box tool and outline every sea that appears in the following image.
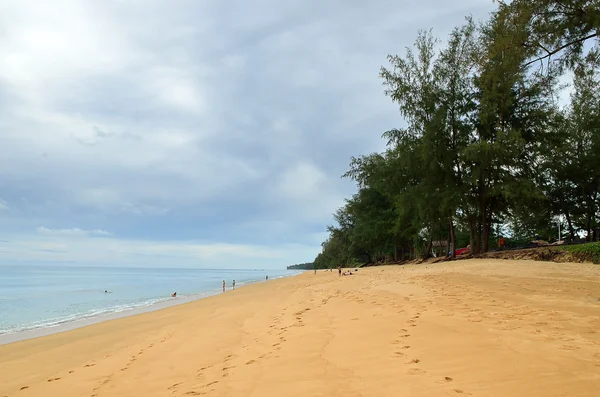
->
[0,265,301,340]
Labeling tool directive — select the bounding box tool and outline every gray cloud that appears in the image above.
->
[0,0,496,267]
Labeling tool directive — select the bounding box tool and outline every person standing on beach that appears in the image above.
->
[266,275,268,281]
[338,265,341,276]
[232,280,236,290]
[222,280,226,292]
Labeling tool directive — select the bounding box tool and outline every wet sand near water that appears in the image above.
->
[1,259,599,397]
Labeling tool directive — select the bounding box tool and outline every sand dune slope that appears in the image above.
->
[1,260,599,397]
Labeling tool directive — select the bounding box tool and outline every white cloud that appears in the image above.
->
[277,162,327,199]
[271,162,348,223]
[0,199,8,210]
[0,233,318,269]
[36,227,112,237]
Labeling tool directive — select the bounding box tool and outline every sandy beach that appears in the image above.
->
[1,260,599,397]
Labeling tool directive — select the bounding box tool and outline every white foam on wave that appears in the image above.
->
[0,296,174,336]
[0,271,303,341]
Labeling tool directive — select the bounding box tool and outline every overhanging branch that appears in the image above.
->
[524,32,600,67]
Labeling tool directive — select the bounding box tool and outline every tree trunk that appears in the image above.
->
[482,217,491,253]
[424,235,433,260]
[449,217,456,259]
[565,210,576,241]
[468,216,476,253]
[586,207,593,242]
[476,220,482,254]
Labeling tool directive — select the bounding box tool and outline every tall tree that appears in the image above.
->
[466,5,557,252]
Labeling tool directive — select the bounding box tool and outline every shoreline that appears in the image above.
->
[1,260,598,397]
[0,271,303,346]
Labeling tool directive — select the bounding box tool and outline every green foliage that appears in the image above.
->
[286,263,314,270]
[562,243,600,264]
[499,0,600,70]
[310,1,600,267]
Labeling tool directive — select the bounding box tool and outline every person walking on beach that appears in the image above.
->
[222,280,226,292]
[266,275,268,281]
[498,236,505,251]
[338,265,341,276]
[232,280,236,290]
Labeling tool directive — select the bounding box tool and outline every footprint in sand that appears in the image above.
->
[445,376,453,382]
[84,363,96,367]
[246,360,257,365]
[406,368,424,375]
[560,345,580,350]
[47,377,61,382]
[20,386,29,391]
[167,383,183,390]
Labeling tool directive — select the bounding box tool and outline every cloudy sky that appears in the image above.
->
[0,0,496,269]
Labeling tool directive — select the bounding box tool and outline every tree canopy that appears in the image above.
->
[303,1,600,269]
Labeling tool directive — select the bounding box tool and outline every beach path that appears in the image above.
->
[1,260,599,396]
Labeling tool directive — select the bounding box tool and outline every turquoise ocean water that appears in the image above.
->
[0,265,300,336]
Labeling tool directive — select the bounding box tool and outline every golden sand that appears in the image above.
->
[1,260,599,397]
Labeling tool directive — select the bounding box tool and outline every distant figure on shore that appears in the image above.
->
[222,280,226,292]
[497,236,505,250]
[338,265,341,276]
[171,292,177,298]
[265,275,268,281]
[314,268,317,274]
[104,290,108,293]
[232,280,236,290]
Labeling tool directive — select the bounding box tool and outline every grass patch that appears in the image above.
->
[560,242,600,264]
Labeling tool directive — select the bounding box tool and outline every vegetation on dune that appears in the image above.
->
[288,1,600,270]
[561,242,600,264]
